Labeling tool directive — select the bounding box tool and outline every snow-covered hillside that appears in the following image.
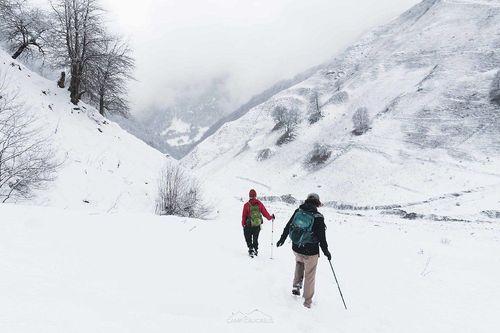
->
[0,48,169,212]
[184,0,500,222]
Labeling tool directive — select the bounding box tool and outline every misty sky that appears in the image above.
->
[99,0,421,115]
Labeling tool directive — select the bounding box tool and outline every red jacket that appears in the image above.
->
[242,198,273,227]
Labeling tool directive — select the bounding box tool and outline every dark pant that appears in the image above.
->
[243,226,261,250]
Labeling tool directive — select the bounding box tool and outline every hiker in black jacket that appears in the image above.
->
[277,193,331,308]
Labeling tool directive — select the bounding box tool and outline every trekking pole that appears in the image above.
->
[270,216,275,259]
[328,259,347,310]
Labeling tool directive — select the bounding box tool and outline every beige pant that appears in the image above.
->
[293,251,319,306]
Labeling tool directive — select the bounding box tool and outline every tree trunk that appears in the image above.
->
[57,72,66,88]
[99,93,105,115]
[69,63,81,105]
[12,44,27,59]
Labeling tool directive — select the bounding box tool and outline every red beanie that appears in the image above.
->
[249,189,257,198]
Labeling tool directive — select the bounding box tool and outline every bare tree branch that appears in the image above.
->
[85,34,135,117]
[0,0,51,60]
[0,73,59,202]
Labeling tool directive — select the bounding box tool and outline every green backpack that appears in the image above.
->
[289,209,319,246]
[247,203,263,227]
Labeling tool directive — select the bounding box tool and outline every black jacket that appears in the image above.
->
[279,202,329,256]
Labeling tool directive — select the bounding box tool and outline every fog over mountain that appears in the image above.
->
[99,0,420,157]
[184,0,500,219]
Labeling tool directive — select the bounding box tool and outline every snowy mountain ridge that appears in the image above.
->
[184,0,500,222]
[0,48,169,212]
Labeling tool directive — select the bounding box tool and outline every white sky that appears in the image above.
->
[97,0,420,114]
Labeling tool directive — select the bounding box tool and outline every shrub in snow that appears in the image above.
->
[155,163,210,218]
[309,111,322,125]
[308,92,323,124]
[256,148,273,161]
[305,143,332,169]
[481,210,500,219]
[276,131,296,146]
[490,70,500,106]
[0,77,58,202]
[352,107,371,135]
[280,194,298,205]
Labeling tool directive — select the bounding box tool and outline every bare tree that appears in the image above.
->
[49,0,104,105]
[271,105,301,145]
[0,75,59,202]
[0,0,50,59]
[86,35,134,117]
[352,107,371,135]
[272,105,300,132]
[271,105,287,131]
[155,163,210,218]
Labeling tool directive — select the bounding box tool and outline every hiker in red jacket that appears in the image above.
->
[242,189,274,257]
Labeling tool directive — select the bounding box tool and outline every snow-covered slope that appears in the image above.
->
[0,49,169,212]
[184,0,500,222]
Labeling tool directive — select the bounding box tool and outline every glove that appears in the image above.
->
[276,239,285,247]
[324,250,332,261]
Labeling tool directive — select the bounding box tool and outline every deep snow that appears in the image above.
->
[1,202,499,332]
